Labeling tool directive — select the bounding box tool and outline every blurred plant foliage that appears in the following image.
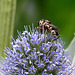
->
[67,34,75,63]
[66,34,75,74]
[0,0,16,56]
[14,0,75,48]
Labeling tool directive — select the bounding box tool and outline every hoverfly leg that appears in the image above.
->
[57,34,60,39]
[51,30,57,43]
[54,32,60,41]
[37,27,43,30]
[51,31,60,43]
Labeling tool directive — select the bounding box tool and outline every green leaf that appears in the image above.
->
[66,34,75,65]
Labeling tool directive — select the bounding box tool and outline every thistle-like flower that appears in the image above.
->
[0,25,75,75]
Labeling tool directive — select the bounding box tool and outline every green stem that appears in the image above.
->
[0,0,16,56]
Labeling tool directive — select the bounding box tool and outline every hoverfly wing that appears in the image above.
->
[49,24,61,31]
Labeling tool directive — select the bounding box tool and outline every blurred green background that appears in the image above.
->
[14,0,75,48]
[0,0,75,56]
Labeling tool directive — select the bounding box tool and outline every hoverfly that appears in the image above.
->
[37,19,61,42]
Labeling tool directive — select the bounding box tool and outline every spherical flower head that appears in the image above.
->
[0,25,75,75]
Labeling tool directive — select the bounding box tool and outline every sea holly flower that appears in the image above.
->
[0,25,75,75]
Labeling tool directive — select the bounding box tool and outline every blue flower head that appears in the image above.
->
[0,25,75,75]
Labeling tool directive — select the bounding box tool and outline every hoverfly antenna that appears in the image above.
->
[42,24,45,34]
